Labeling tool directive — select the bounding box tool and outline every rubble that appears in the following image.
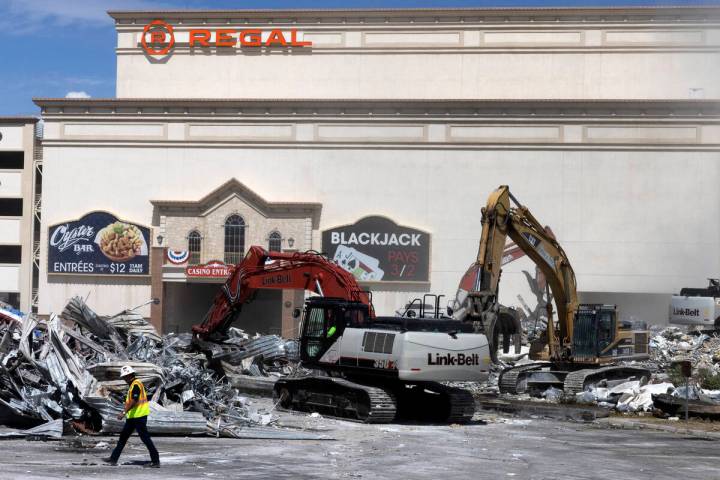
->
[459,325,720,419]
[0,418,63,439]
[0,297,300,438]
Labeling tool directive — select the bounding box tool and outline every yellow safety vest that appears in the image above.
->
[125,379,150,419]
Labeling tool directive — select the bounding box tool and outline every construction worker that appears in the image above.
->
[326,310,338,338]
[104,365,160,468]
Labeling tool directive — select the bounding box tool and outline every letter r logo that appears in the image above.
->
[150,31,166,43]
[142,19,175,56]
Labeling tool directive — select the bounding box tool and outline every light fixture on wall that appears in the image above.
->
[156,235,164,246]
[287,237,295,248]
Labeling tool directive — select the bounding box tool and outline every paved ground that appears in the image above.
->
[1,402,717,480]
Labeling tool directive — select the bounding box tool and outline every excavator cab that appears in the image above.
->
[572,304,618,361]
[299,297,371,363]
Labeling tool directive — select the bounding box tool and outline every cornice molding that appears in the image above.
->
[108,6,720,23]
[34,98,720,118]
[0,116,39,124]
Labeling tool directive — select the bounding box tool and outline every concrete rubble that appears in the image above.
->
[0,297,313,439]
[452,326,720,419]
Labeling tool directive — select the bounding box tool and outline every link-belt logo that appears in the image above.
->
[427,353,480,366]
[673,307,701,317]
[141,19,312,56]
[261,274,292,286]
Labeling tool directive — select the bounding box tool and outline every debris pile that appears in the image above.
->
[0,297,298,437]
[649,327,720,376]
[459,326,720,418]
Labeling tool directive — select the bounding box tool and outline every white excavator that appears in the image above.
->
[669,279,720,329]
[193,246,498,423]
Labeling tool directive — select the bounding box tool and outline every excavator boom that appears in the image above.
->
[464,186,577,361]
[192,246,372,338]
[462,186,649,396]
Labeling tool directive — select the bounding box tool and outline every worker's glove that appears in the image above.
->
[116,412,125,420]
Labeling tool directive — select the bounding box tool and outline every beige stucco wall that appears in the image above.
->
[113,8,720,101]
[33,6,720,325]
[36,115,720,324]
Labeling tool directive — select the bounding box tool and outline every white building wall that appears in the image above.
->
[0,219,21,244]
[0,266,20,292]
[111,8,720,101]
[37,139,720,323]
[117,51,719,101]
[0,172,23,197]
[0,120,37,313]
[34,6,720,325]
[0,126,25,151]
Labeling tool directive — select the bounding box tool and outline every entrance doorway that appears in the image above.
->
[162,282,283,335]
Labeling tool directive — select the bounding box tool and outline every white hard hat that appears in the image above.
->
[120,365,136,377]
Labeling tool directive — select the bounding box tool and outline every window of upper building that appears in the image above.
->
[224,214,245,264]
[188,230,202,265]
[0,199,22,216]
[0,292,20,310]
[0,152,23,169]
[0,245,21,263]
[268,231,282,252]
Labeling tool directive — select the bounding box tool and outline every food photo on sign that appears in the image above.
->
[322,216,430,283]
[96,221,147,261]
[48,211,151,276]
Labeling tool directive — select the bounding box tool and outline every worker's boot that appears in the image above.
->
[102,457,117,466]
[144,461,160,468]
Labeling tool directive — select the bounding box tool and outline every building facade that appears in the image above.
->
[35,6,720,333]
[0,117,40,314]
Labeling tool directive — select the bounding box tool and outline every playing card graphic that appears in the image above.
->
[333,245,385,281]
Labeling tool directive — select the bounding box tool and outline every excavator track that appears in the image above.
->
[274,376,397,423]
[498,362,551,394]
[433,384,476,423]
[563,365,651,395]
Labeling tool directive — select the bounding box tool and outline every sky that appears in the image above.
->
[0,0,718,115]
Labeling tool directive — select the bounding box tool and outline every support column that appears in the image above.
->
[280,289,305,338]
[150,246,165,333]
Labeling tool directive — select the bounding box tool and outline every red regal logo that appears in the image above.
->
[141,19,175,55]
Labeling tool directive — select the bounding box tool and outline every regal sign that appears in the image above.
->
[185,261,235,278]
[48,211,151,276]
[322,216,430,283]
[141,19,312,56]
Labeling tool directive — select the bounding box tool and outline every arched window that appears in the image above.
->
[224,214,245,264]
[187,230,202,265]
[268,231,282,252]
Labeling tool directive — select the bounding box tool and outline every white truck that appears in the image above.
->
[669,279,720,328]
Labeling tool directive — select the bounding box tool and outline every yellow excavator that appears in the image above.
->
[456,185,650,395]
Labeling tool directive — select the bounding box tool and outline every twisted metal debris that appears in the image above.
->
[0,297,298,436]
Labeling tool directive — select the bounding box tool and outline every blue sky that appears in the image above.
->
[0,0,717,115]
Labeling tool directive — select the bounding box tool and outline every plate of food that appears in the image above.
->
[95,221,147,262]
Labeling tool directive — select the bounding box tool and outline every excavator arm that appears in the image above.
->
[192,246,373,338]
[463,186,578,361]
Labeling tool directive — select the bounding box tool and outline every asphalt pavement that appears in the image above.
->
[0,407,717,480]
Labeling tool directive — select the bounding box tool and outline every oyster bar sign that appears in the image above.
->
[48,211,151,276]
[141,19,312,56]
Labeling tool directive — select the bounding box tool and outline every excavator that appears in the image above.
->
[192,246,489,423]
[455,185,650,395]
